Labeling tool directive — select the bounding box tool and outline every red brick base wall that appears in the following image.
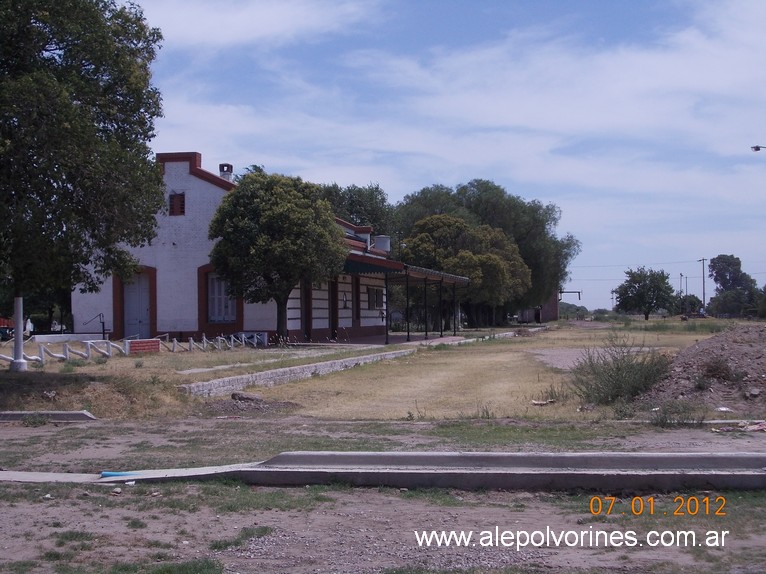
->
[128,339,161,355]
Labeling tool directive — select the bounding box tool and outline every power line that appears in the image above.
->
[571,259,701,269]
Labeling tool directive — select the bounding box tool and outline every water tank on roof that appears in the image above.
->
[373,235,391,252]
[219,163,233,181]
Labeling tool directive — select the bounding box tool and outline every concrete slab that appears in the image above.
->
[261,450,766,470]
[3,451,765,491]
[0,471,102,483]
[0,410,97,423]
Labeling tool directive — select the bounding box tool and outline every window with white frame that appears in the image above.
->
[208,273,236,322]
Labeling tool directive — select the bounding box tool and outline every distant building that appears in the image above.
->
[517,292,560,324]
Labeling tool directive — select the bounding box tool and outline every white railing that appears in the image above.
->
[0,333,267,366]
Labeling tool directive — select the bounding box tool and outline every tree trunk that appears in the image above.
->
[644,311,650,320]
[276,294,289,341]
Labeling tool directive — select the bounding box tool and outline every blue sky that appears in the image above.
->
[141,0,766,312]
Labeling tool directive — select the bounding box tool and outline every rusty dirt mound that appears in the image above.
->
[642,323,766,418]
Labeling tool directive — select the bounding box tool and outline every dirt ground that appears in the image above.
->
[642,323,766,417]
[2,322,766,573]
[1,416,766,574]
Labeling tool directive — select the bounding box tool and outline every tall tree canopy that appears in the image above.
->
[614,267,674,320]
[454,179,580,307]
[707,254,760,316]
[0,0,165,295]
[319,182,393,236]
[401,215,531,327]
[708,254,757,292]
[1,0,164,369]
[394,179,579,309]
[209,170,348,339]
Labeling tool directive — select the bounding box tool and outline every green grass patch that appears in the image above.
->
[47,560,225,574]
[426,419,619,450]
[0,561,40,574]
[198,481,337,513]
[649,399,708,427]
[624,318,729,334]
[396,488,468,507]
[126,518,147,529]
[53,530,95,548]
[41,549,76,562]
[21,413,48,427]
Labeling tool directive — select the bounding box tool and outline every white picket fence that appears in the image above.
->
[0,333,265,367]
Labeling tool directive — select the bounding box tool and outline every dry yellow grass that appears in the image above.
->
[0,320,727,420]
[255,341,570,419]
[254,322,722,420]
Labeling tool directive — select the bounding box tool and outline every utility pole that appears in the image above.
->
[698,258,707,310]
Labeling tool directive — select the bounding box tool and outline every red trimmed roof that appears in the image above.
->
[335,217,373,235]
[157,152,235,191]
[346,252,404,272]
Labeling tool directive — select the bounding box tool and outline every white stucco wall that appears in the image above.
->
[72,277,115,335]
[146,161,228,333]
[72,157,229,335]
[71,154,397,339]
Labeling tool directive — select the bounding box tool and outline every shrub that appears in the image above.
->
[702,356,732,380]
[22,413,48,427]
[569,332,670,405]
[612,398,636,420]
[650,400,707,427]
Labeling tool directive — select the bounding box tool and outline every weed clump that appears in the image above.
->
[701,356,733,381]
[650,399,707,427]
[22,413,48,427]
[569,332,670,405]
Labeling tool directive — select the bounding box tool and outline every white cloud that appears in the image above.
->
[142,0,380,49]
[146,0,766,309]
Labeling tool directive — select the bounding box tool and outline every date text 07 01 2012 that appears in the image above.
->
[589,495,726,517]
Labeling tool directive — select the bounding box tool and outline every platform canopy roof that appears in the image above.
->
[343,254,469,287]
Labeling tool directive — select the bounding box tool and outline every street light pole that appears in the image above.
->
[698,258,706,311]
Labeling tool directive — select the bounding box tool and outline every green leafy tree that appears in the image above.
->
[614,267,674,320]
[401,215,531,327]
[707,254,760,316]
[708,254,757,292]
[394,179,580,309]
[672,292,703,316]
[394,184,474,239]
[455,179,580,307]
[209,170,348,339]
[319,183,393,236]
[559,301,589,318]
[0,0,164,369]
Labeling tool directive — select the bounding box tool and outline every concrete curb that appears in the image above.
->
[240,451,766,491]
[178,348,417,397]
[4,451,765,491]
[0,410,97,423]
